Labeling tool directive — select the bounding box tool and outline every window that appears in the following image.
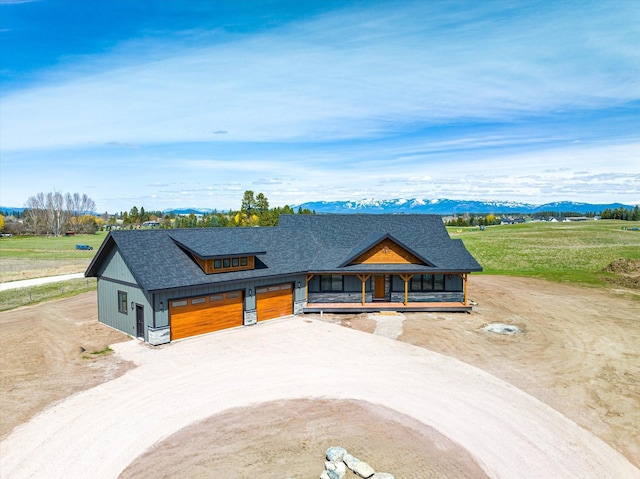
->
[407,274,445,292]
[118,291,128,314]
[232,258,239,267]
[308,275,320,293]
[223,258,230,268]
[214,259,222,269]
[240,257,248,266]
[320,274,343,292]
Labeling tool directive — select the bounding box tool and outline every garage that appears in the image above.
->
[170,291,243,340]
[256,283,293,321]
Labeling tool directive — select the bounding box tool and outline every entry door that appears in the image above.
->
[136,304,144,339]
[374,276,386,300]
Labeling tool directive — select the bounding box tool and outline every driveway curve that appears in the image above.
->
[1,317,638,479]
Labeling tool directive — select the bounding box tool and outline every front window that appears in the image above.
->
[118,290,128,314]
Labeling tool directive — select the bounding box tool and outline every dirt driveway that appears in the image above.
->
[0,276,638,478]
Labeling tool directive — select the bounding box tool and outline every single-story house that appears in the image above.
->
[85,214,482,345]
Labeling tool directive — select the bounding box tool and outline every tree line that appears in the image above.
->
[17,191,97,236]
[112,190,314,230]
[600,206,640,221]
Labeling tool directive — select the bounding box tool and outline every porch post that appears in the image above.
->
[463,273,468,305]
[399,274,413,306]
[356,274,371,305]
[306,274,315,301]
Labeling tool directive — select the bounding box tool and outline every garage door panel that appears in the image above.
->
[257,283,293,321]
[170,292,243,340]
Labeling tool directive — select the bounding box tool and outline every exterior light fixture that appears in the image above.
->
[248,289,253,296]
[160,301,164,312]
[130,301,134,310]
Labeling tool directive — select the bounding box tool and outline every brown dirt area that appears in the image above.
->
[0,292,134,441]
[1,276,639,477]
[601,258,640,290]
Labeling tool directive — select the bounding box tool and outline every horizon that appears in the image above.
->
[1,197,637,216]
[1,1,639,212]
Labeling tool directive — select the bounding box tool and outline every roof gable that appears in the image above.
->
[340,233,433,267]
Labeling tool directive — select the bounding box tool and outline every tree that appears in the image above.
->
[46,191,69,236]
[24,192,47,235]
[0,214,4,233]
[129,206,139,224]
[66,193,96,233]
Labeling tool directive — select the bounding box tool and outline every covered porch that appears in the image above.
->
[304,272,471,313]
[303,300,471,313]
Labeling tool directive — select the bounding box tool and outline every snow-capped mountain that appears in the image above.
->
[292,199,633,215]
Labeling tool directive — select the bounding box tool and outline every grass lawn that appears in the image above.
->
[0,231,107,260]
[0,278,97,312]
[449,220,640,285]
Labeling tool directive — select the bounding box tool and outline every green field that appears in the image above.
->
[449,220,640,285]
[1,221,638,311]
[0,231,107,260]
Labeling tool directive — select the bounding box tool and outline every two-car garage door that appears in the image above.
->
[170,291,243,340]
[169,283,293,340]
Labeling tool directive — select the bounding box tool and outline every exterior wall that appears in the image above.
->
[308,291,374,303]
[308,273,466,304]
[97,248,136,283]
[97,278,151,340]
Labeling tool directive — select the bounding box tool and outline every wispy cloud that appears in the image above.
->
[2,2,639,151]
[1,1,638,210]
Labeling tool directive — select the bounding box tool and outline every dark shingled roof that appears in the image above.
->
[86,214,482,293]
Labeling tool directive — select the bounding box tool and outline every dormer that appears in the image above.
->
[170,235,265,275]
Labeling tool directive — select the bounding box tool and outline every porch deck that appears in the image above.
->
[303,301,471,314]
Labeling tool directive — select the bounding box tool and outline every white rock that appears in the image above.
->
[320,471,331,479]
[326,446,347,462]
[372,474,395,479]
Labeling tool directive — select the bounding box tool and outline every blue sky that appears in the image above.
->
[1,0,639,212]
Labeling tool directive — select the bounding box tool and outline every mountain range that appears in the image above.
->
[1,199,634,217]
[291,198,634,215]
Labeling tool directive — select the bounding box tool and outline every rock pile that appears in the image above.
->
[319,446,394,479]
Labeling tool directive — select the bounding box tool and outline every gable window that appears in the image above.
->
[118,291,128,314]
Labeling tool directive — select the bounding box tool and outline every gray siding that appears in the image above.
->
[98,247,136,283]
[97,278,151,340]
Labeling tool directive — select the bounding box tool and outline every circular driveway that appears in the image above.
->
[1,317,638,478]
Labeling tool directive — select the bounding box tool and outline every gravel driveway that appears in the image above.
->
[1,317,638,479]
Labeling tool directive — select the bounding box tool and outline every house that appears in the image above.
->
[85,214,482,345]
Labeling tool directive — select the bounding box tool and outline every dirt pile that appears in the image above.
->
[601,258,640,289]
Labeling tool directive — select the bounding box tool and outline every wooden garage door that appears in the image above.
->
[256,283,293,321]
[170,291,243,340]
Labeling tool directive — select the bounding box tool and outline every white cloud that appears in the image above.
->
[2,2,639,151]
